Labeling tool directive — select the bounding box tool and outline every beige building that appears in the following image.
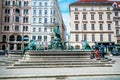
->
[0,0,31,50]
[69,1,115,49]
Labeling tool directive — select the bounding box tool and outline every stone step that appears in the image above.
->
[19,60,99,63]
[15,62,113,66]
[7,64,112,69]
[27,51,92,56]
[30,56,90,58]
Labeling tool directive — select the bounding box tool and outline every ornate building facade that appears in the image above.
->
[0,0,31,50]
[69,0,116,49]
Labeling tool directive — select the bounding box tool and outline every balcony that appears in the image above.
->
[74,12,79,14]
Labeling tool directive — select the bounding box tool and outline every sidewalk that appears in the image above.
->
[0,55,120,79]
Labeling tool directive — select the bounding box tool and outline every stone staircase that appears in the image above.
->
[5,50,114,69]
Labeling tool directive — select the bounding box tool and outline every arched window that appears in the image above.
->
[9,35,15,41]
[15,8,20,14]
[2,35,6,42]
[17,35,22,41]
[24,35,29,41]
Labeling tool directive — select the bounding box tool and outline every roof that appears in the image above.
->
[70,0,114,6]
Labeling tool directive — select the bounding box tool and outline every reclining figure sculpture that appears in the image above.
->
[82,40,92,51]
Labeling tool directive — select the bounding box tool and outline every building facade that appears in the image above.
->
[113,2,120,43]
[31,0,66,48]
[0,0,2,49]
[69,0,115,49]
[1,0,31,50]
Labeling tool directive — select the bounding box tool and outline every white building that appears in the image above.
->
[69,0,115,49]
[31,0,66,48]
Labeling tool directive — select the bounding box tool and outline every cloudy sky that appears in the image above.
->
[58,0,78,33]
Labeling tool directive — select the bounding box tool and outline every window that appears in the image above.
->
[5,9,10,14]
[33,28,36,32]
[83,34,87,41]
[44,28,47,32]
[115,21,118,26]
[24,35,29,41]
[17,35,22,41]
[83,14,86,20]
[45,2,47,6]
[39,10,42,14]
[39,2,42,6]
[83,6,86,11]
[75,15,78,20]
[91,7,94,11]
[4,16,10,22]
[5,1,10,6]
[75,34,79,42]
[99,6,102,11]
[15,25,19,31]
[75,24,78,30]
[50,18,52,23]
[99,24,103,30]
[23,17,28,23]
[23,26,28,31]
[83,24,87,30]
[108,24,111,30]
[75,7,78,11]
[24,9,28,14]
[9,35,15,41]
[91,24,95,30]
[108,34,111,42]
[39,28,41,32]
[107,14,110,20]
[24,1,28,6]
[50,28,52,32]
[53,18,55,23]
[107,6,110,11]
[33,18,36,23]
[92,34,95,42]
[44,36,47,41]
[45,10,47,14]
[2,35,6,42]
[33,2,36,6]
[100,34,103,41]
[44,18,47,23]
[33,10,36,14]
[116,30,119,34]
[99,14,102,20]
[32,36,36,40]
[91,14,94,20]
[38,36,42,41]
[39,18,42,23]
[4,26,9,31]
[115,12,118,16]
[15,16,19,22]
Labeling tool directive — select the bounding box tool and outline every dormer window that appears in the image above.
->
[112,2,117,8]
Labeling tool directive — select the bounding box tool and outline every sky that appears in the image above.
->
[58,0,78,33]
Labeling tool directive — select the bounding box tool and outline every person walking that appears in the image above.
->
[94,42,100,60]
[99,44,105,60]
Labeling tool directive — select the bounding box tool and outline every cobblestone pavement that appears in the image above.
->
[0,55,120,80]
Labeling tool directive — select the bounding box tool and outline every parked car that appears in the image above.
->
[111,48,119,56]
[0,50,5,55]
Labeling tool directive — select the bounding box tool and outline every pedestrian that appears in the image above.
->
[94,42,100,60]
[99,44,105,60]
